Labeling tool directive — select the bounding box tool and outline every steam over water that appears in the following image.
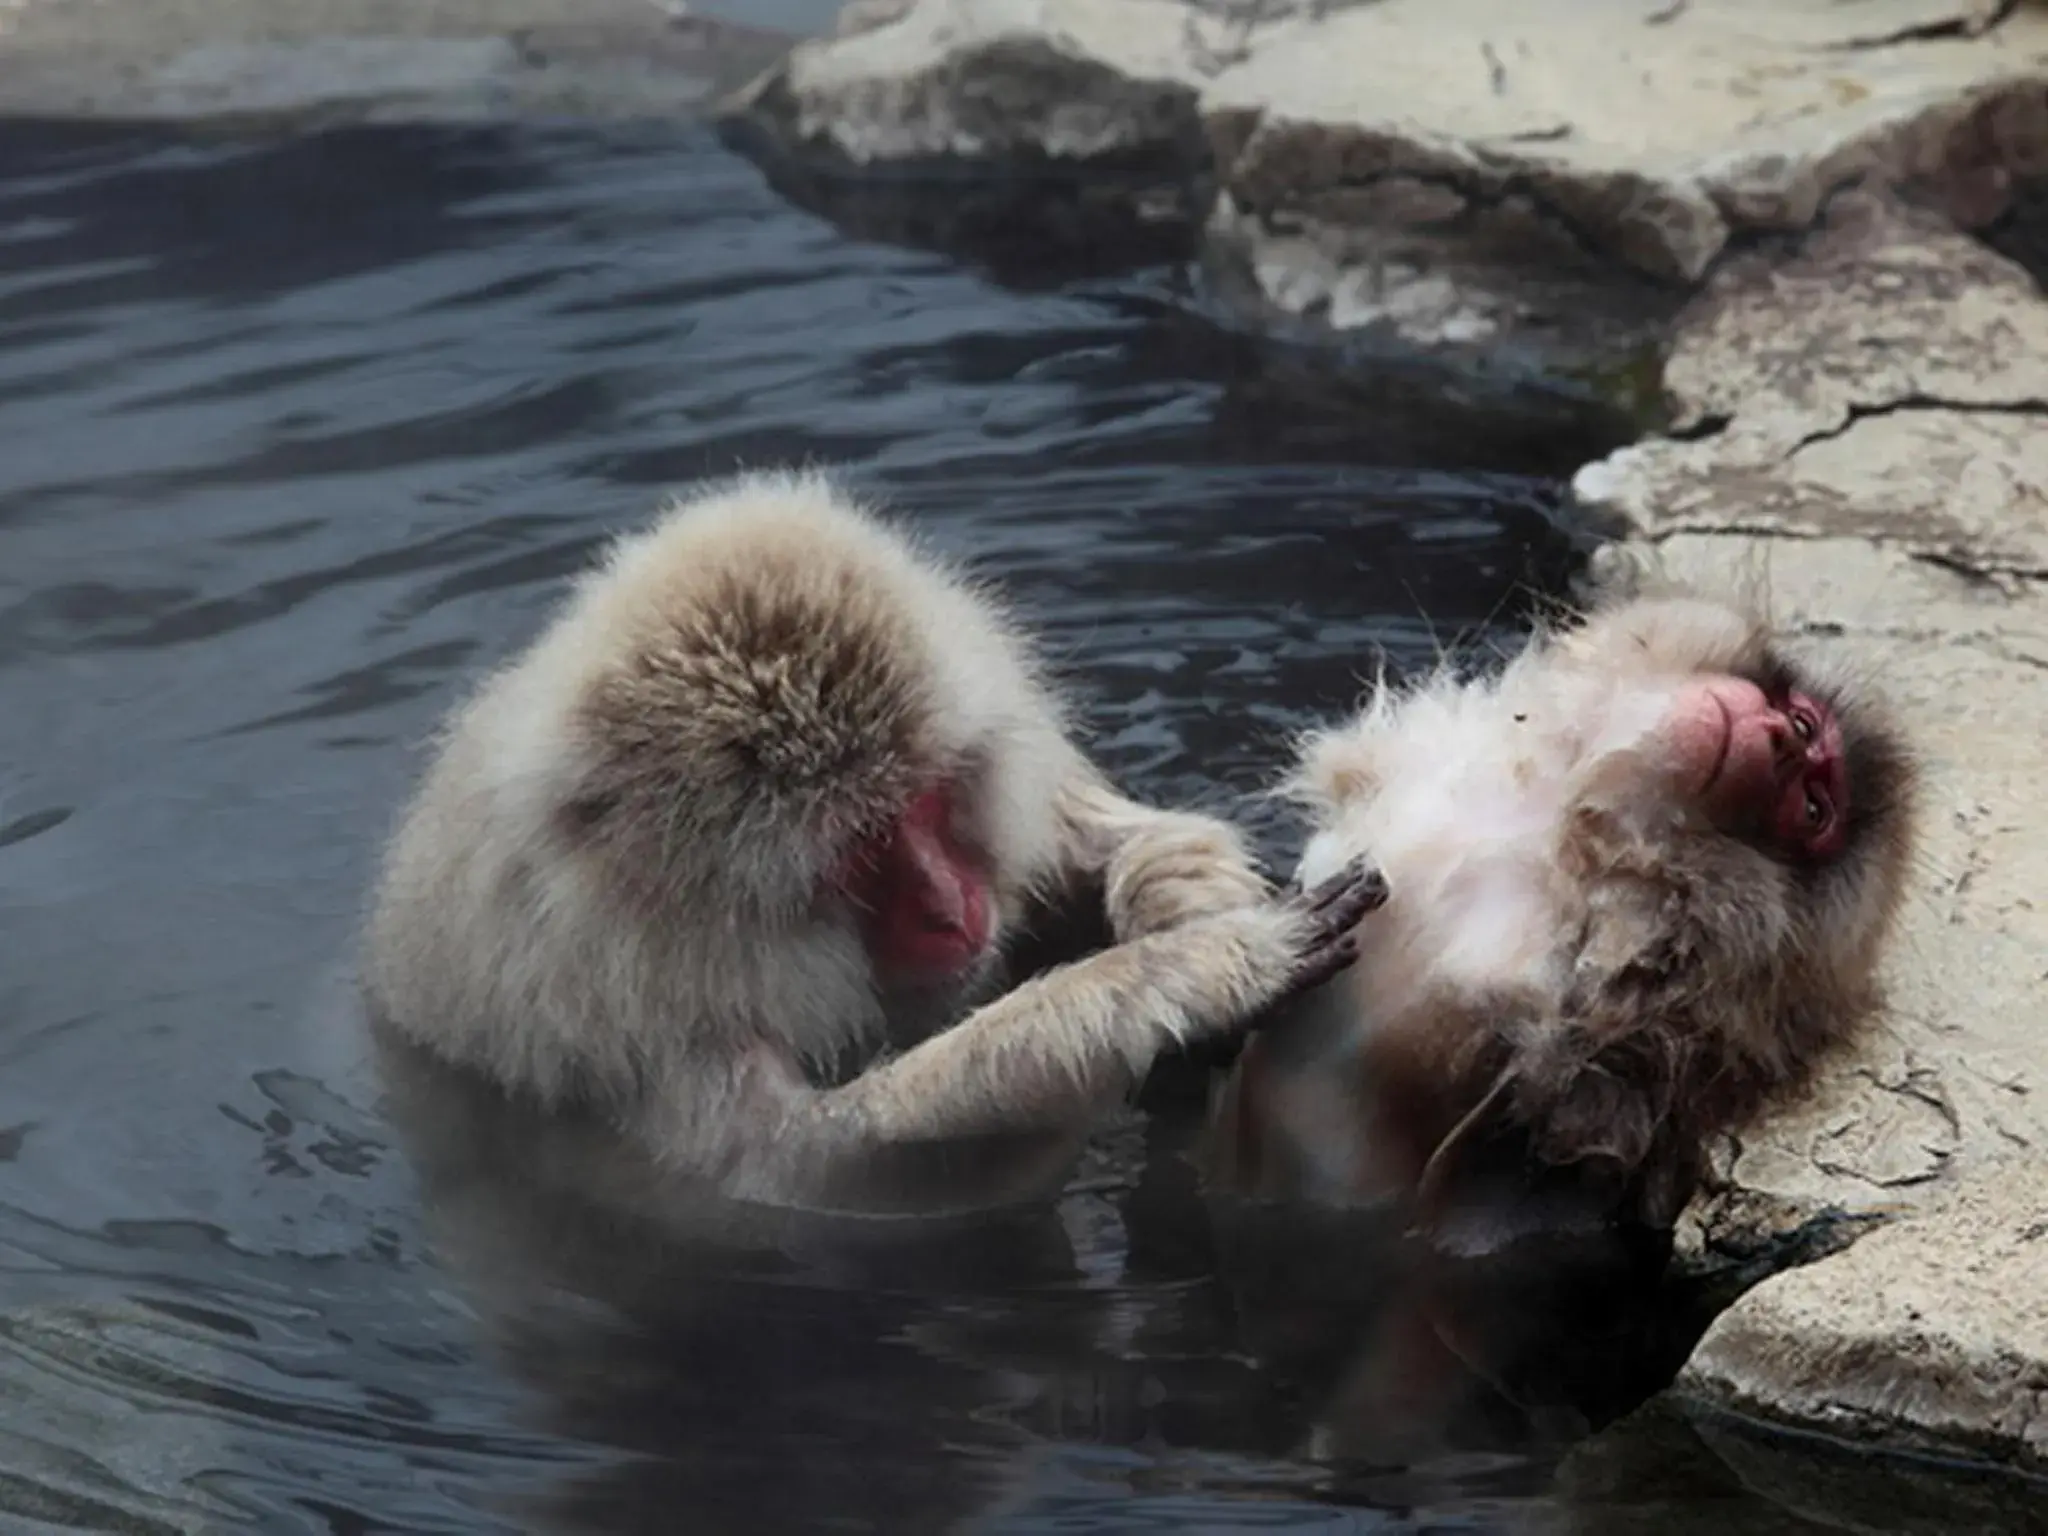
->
[1,120,1967,1534]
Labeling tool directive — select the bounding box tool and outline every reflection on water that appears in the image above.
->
[1,120,2034,1533]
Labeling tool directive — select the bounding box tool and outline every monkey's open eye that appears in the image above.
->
[1789,706,1816,743]
[1804,788,1830,831]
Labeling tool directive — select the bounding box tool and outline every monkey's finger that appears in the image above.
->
[1332,867,1390,926]
[1303,855,1382,906]
[1302,854,1361,895]
[1289,932,1361,993]
[1304,860,1389,928]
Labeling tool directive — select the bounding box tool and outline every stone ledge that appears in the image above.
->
[725,0,2048,382]
[736,0,1212,164]
[1202,0,2048,283]
[0,0,792,123]
[1680,1162,2048,1470]
[1575,194,2048,575]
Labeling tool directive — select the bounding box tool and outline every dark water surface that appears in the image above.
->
[0,121,1986,1535]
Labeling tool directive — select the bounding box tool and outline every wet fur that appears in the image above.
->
[1212,591,1919,1229]
[365,470,1300,1214]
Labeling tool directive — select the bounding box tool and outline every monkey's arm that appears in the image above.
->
[691,868,1383,1212]
[1052,768,1271,942]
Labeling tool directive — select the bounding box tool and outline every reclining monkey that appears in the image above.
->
[1212,589,1919,1235]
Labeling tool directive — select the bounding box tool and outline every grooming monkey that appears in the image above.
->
[364,470,1383,1216]
[1211,591,1919,1234]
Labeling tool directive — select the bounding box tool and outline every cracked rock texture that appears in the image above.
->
[728,0,2048,376]
[1680,1163,2048,1468]
[1576,194,2048,574]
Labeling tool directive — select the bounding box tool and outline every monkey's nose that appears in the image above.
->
[1765,711,1801,768]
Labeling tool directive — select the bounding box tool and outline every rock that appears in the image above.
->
[720,0,1229,283]
[729,0,1220,165]
[0,0,793,122]
[1679,1163,2048,1470]
[1574,193,2048,576]
[1554,1394,2048,1533]
[726,0,2048,381]
[1202,0,2048,285]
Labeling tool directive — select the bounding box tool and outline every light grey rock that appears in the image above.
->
[148,37,526,119]
[730,0,1218,164]
[1573,194,2048,576]
[725,0,2048,376]
[1680,1163,2048,1470]
[720,0,1235,293]
[1201,0,2048,285]
[0,0,791,122]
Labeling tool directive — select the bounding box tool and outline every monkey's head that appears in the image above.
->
[1551,595,1918,1005]
[539,473,1074,1012]
[1474,594,1923,1218]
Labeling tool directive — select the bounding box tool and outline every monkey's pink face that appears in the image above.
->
[1662,676,1849,860]
[831,785,995,985]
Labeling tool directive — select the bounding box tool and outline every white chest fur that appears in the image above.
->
[1293,669,1679,1026]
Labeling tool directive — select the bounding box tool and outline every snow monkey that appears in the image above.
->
[363,470,1386,1216]
[1210,590,1920,1236]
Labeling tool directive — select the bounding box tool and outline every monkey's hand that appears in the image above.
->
[1276,858,1388,997]
[1155,858,1387,1047]
[1101,808,1273,942]
[783,858,1391,1177]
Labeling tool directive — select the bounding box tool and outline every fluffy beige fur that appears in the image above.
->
[365,470,1338,1214]
[1214,591,1919,1227]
